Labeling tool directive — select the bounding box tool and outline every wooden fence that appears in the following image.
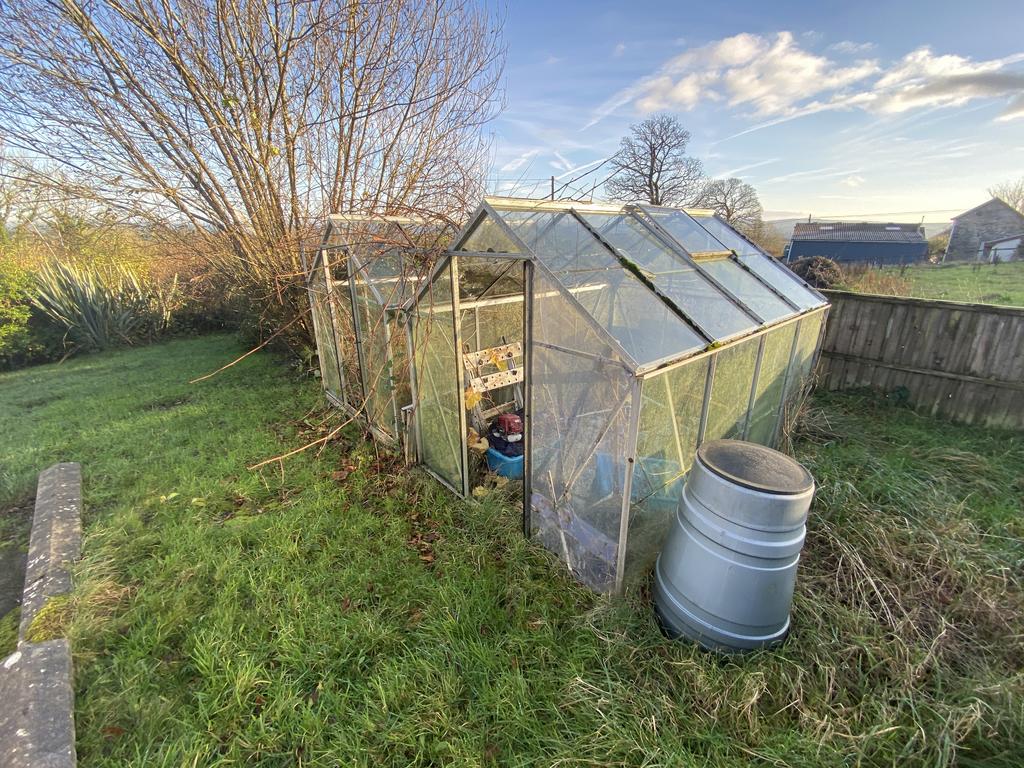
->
[817,290,1024,430]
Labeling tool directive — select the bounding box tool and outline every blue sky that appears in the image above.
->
[488,0,1024,223]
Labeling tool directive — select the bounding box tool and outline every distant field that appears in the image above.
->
[843,261,1024,307]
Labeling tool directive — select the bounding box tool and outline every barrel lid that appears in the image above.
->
[697,439,814,495]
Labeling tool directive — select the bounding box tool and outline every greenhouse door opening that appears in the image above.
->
[412,253,532,510]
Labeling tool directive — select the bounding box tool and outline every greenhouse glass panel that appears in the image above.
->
[579,211,755,340]
[698,257,796,323]
[353,271,398,436]
[703,336,760,441]
[499,210,619,273]
[328,269,363,410]
[413,261,463,491]
[398,221,452,250]
[745,323,798,445]
[530,267,635,593]
[625,357,709,584]
[569,275,704,365]
[458,256,524,303]
[497,208,705,365]
[682,213,825,311]
[457,211,523,254]
[358,248,422,309]
[643,208,730,254]
[309,256,343,400]
[737,255,823,311]
[782,313,825,414]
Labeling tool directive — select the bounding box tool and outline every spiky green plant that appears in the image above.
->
[31,261,156,351]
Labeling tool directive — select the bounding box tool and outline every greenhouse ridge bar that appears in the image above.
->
[306,197,829,594]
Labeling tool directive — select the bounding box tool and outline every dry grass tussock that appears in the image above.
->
[840,263,913,296]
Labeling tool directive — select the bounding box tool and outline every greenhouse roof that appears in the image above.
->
[451,197,827,373]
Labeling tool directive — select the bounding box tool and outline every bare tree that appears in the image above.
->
[606,115,706,206]
[0,145,46,240]
[702,177,763,232]
[742,220,786,258]
[989,177,1024,214]
[0,0,504,345]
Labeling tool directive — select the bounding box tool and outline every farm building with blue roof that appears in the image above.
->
[785,221,928,266]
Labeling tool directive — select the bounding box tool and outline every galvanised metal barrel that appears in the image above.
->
[653,439,814,652]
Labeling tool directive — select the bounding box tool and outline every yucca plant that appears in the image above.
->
[32,261,156,351]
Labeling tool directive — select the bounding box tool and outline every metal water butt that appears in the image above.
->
[653,439,814,652]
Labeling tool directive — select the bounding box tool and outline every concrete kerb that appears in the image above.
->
[1,462,82,768]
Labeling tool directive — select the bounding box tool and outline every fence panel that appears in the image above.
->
[818,290,1024,430]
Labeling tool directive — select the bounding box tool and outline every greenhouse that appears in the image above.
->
[307,198,829,594]
[305,213,449,444]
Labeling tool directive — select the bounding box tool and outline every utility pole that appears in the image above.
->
[550,176,555,201]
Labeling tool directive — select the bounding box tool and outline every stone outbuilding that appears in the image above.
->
[944,198,1024,262]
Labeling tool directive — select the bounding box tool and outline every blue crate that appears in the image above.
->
[486,447,524,479]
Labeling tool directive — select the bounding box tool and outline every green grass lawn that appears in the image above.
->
[850,260,1024,307]
[1,335,1022,767]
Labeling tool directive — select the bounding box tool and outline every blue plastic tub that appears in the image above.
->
[486,447,524,479]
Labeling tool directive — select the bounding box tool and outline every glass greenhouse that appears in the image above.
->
[307,198,829,594]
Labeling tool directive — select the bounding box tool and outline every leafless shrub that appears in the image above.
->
[0,0,504,349]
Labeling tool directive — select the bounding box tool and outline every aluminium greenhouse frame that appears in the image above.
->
[304,213,449,445]
[308,199,829,595]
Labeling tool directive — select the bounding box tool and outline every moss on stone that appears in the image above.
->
[25,595,72,643]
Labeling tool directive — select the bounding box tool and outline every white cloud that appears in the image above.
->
[840,174,866,188]
[625,32,878,118]
[761,167,861,185]
[831,41,875,54]
[543,55,562,66]
[551,151,573,172]
[866,50,1024,118]
[555,156,609,180]
[587,32,1024,132]
[500,149,541,173]
[714,158,781,178]
[613,43,626,58]
[1001,95,1024,122]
